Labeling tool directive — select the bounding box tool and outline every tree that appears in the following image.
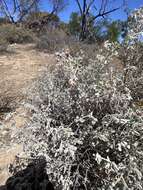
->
[107,21,121,42]
[68,12,124,43]
[68,12,81,38]
[68,11,102,41]
[75,0,124,41]
[0,0,40,23]
[0,0,67,23]
[18,0,40,21]
[48,0,67,15]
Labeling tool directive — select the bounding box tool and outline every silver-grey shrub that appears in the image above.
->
[20,7,143,190]
[19,47,143,190]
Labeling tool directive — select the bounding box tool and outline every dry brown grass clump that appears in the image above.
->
[36,28,71,53]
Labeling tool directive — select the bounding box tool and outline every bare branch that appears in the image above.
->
[75,0,83,15]
[49,0,67,15]
[18,0,40,22]
[1,0,15,22]
[86,0,95,15]
[90,7,120,23]
[99,0,105,14]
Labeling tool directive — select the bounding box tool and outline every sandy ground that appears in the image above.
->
[0,44,55,185]
[0,44,54,100]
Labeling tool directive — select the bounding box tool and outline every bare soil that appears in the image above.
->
[0,44,54,102]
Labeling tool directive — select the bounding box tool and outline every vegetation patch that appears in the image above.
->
[20,39,143,190]
[0,24,35,45]
[0,1,143,190]
[36,29,69,53]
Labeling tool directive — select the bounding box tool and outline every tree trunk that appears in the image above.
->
[80,0,87,41]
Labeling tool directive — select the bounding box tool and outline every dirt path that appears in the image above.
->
[0,44,55,185]
[0,44,54,100]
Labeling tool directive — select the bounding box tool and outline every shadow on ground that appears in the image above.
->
[0,157,54,190]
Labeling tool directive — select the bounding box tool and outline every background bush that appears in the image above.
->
[0,38,8,52]
[36,28,70,53]
[0,24,35,44]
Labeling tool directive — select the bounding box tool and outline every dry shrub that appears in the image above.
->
[36,28,70,53]
[68,41,104,66]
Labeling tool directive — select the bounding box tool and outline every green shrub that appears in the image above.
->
[0,24,35,44]
[0,17,10,25]
[0,38,8,52]
[26,12,59,23]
